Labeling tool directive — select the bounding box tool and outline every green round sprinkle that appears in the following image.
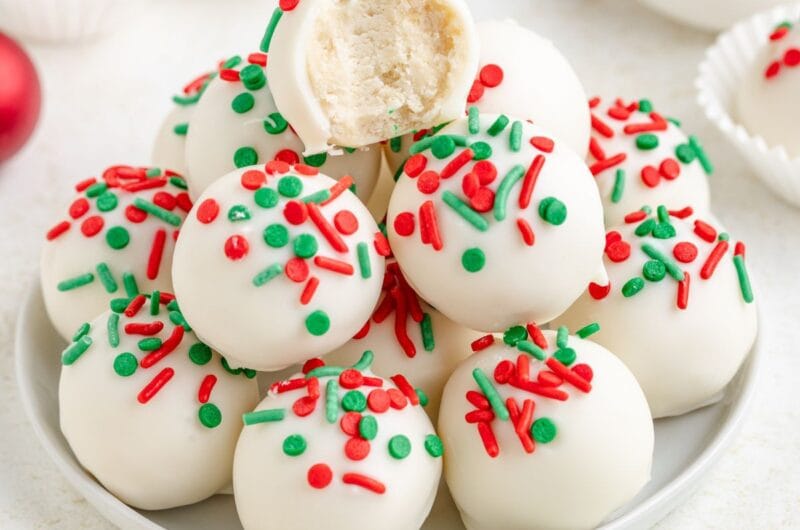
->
[531,417,557,443]
[424,434,444,457]
[622,277,645,297]
[538,197,568,226]
[254,187,279,208]
[305,310,330,336]
[293,233,318,258]
[388,435,412,459]
[341,390,367,412]
[138,337,162,351]
[173,122,188,135]
[278,176,303,198]
[431,136,456,159]
[643,260,666,282]
[263,112,288,134]
[553,347,576,366]
[638,99,653,113]
[228,204,251,222]
[113,352,138,377]
[282,434,307,456]
[652,223,676,239]
[470,141,492,160]
[503,325,528,346]
[636,134,659,150]
[263,223,289,247]
[105,226,130,250]
[416,388,429,406]
[303,152,327,167]
[675,144,695,163]
[199,403,222,428]
[96,191,118,212]
[461,248,486,273]
[359,415,378,440]
[231,92,255,114]
[240,64,266,90]
[234,147,258,168]
[189,342,212,365]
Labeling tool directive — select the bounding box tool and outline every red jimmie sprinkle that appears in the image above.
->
[466,410,495,423]
[313,256,354,275]
[293,164,318,177]
[247,52,267,66]
[273,377,308,393]
[279,0,300,10]
[694,220,717,242]
[307,203,348,253]
[342,473,386,494]
[123,178,167,193]
[516,218,535,246]
[387,388,407,409]
[390,374,419,405]
[391,287,416,357]
[147,229,167,280]
[677,271,690,310]
[69,198,90,219]
[591,114,614,138]
[373,231,392,257]
[125,295,147,317]
[300,276,319,305]
[466,390,490,410]
[624,210,647,224]
[526,323,548,349]
[353,320,370,339]
[530,136,554,153]
[124,321,164,335]
[700,240,729,280]
[219,69,240,82]
[669,206,694,219]
[513,398,535,453]
[137,367,175,404]
[320,175,353,206]
[471,334,495,352]
[546,358,591,392]
[477,422,499,457]
[419,200,443,251]
[440,148,474,179]
[46,221,70,241]
[590,153,626,176]
[75,177,97,192]
[623,112,668,134]
[589,138,606,161]
[467,79,484,103]
[519,154,545,209]
[140,326,185,368]
[198,374,217,404]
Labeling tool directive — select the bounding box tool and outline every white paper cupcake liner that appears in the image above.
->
[696,3,800,207]
[0,0,123,44]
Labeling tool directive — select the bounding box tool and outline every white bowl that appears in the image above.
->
[16,278,762,529]
[697,3,800,208]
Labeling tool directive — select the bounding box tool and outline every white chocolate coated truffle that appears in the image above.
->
[588,96,711,226]
[387,112,606,332]
[233,354,442,530]
[736,21,800,158]
[553,206,757,418]
[41,166,191,341]
[266,0,479,152]
[324,261,481,419]
[172,162,386,371]
[438,329,653,530]
[59,293,259,510]
[184,51,381,201]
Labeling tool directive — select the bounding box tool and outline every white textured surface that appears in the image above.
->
[0,0,797,528]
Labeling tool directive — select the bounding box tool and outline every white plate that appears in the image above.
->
[15,279,761,530]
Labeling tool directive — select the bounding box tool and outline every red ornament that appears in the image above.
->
[0,33,41,163]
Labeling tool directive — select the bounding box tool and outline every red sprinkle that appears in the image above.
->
[265,160,290,175]
[479,64,504,87]
[694,220,717,243]
[393,212,415,236]
[419,200,443,251]
[274,149,300,165]
[677,271,690,310]
[279,0,300,10]
[197,374,217,404]
[546,357,591,393]
[124,321,164,335]
[735,241,746,257]
[283,200,309,225]
[462,172,479,198]
[302,358,325,374]
[373,231,392,257]
[466,390,491,410]
[307,463,332,489]
[785,48,800,66]
[467,79,485,103]
[390,374,419,405]
[137,367,175,404]
[516,218,535,246]
[140,326,185,368]
[765,61,781,79]
[320,175,353,206]
[660,158,680,180]
[300,276,319,305]
[472,160,497,185]
[285,257,310,282]
[441,148,474,179]
[404,154,428,178]
[69,198,90,219]
[669,206,694,219]
[241,170,266,190]
[146,229,167,280]
[344,437,370,461]
[224,235,249,260]
[530,136,554,153]
[273,377,308,393]
[526,323,548,349]
[124,295,147,317]
[153,191,176,210]
[196,199,220,224]
[477,422,499,457]
[75,177,97,192]
[293,395,318,417]
[589,153,626,176]
[471,334,495,352]
[46,221,70,241]
[417,170,440,194]
[126,205,147,223]
[307,203,348,253]
[333,210,358,235]
[519,155,545,209]
[572,363,594,382]
[81,215,104,237]
[342,473,386,494]
[494,360,515,384]
[588,282,611,300]
[219,69,240,82]
[641,166,660,188]
[339,369,364,389]
[466,410,495,423]
[591,114,614,138]
[606,240,631,262]
[367,389,390,412]
[353,320,370,339]
[176,192,192,212]
[673,241,698,263]
[624,210,647,224]
[700,240,729,279]
[313,256,354,275]
[247,52,267,66]
[387,388,408,409]
[470,187,495,212]
[589,138,606,161]
[340,412,362,435]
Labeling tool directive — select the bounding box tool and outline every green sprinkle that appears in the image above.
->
[420,314,435,352]
[293,234,318,258]
[95,262,117,293]
[263,112,289,134]
[357,242,371,279]
[657,205,670,224]
[234,146,258,168]
[409,135,436,155]
[493,164,525,221]
[173,122,188,135]
[303,152,327,167]
[342,390,367,412]
[138,337,162,351]
[689,135,713,174]
[307,365,344,378]
[487,114,509,136]
[668,117,681,127]
[622,277,645,297]
[62,336,92,365]
[575,322,600,339]
[461,248,486,273]
[225,204,250,222]
[305,310,330,336]
[110,297,130,313]
[243,408,285,425]
[641,243,684,281]
[517,340,546,360]
[611,169,625,204]
[189,342,212,365]
[538,197,568,226]
[468,106,480,134]
[553,347,576,365]
[278,176,303,197]
[352,350,374,371]
[509,121,523,152]
[150,290,160,316]
[198,403,222,428]
[96,191,118,212]
[472,368,509,421]
[146,168,162,178]
[531,417,557,443]
[72,322,90,342]
[240,64,266,90]
[169,176,188,189]
[264,223,289,248]
[57,273,94,292]
[260,8,283,52]
[470,141,492,160]
[556,326,569,348]
[85,182,107,198]
[733,255,754,303]
[389,136,402,153]
[636,134,659,150]
[431,136,456,159]
[301,189,330,204]
[122,272,139,297]
[388,434,412,459]
[326,379,339,423]
[416,388,429,406]
[283,434,307,456]
[172,93,201,106]
[253,263,283,286]
[132,198,182,227]
[643,260,667,281]
[359,415,378,440]
[441,190,489,231]
[107,313,119,347]
[113,352,138,377]
[719,232,730,242]
[635,218,656,237]
[424,434,444,457]
[166,299,180,312]
[254,187,279,208]
[450,135,468,147]
[652,223,676,239]
[169,310,191,331]
[503,325,528,346]
[638,99,653,113]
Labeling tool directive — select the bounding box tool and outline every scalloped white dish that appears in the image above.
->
[15,279,761,530]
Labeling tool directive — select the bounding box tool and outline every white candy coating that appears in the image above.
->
[588,96,711,226]
[59,299,259,510]
[41,166,190,341]
[152,105,193,176]
[184,52,381,201]
[438,332,653,530]
[553,208,758,417]
[736,23,800,158]
[172,164,385,371]
[387,113,606,332]
[233,363,442,530]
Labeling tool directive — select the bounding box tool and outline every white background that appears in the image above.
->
[0,0,798,528]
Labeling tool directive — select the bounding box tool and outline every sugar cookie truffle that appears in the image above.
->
[41,166,191,341]
[737,20,800,157]
[233,353,442,530]
[184,51,381,201]
[265,0,479,152]
[325,260,481,419]
[384,19,591,174]
[386,111,606,332]
[172,162,386,371]
[553,206,757,417]
[588,96,712,226]
[438,326,653,530]
[59,292,259,510]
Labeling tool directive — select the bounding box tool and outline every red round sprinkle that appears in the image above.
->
[606,240,631,262]
[340,411,362,436]
[196,198,220,224]
[285,257,310,282]
[393,212,415,237]
[333,210,359,235]
[494,360,514,384]
[784,48,800,66]
[673,241,698,263]
[659,159,680,180]
[302,357,325,374]
[605,230,622,250]
[274,149,300,165]
[81,216,104,237]
[470,187,495,213]
[472,160,497,185]
[224,235,249,260]
[641,166,660,188]
[153,191,176,210]
[588,282,611,300]
[765,61,781,79]
[292,396,317,417]
[283,200,308,225]
[241,170,266,190]
[307,463,332,489]
[367,389,390,412]
[339,369,364,389]
[387,388,407,409]
[175,192,192,212]
[467,79,484,103]
[125,205,147,223]
[404,154,428,178]
[344,437,370,461]
[479,64,504,87]
[69,198,90,219]
[417,170,440,194]
[279,0,299,10]
[265,160,290,175]
[572,363,594,382]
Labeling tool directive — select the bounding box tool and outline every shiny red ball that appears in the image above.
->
[0,32,41,163]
